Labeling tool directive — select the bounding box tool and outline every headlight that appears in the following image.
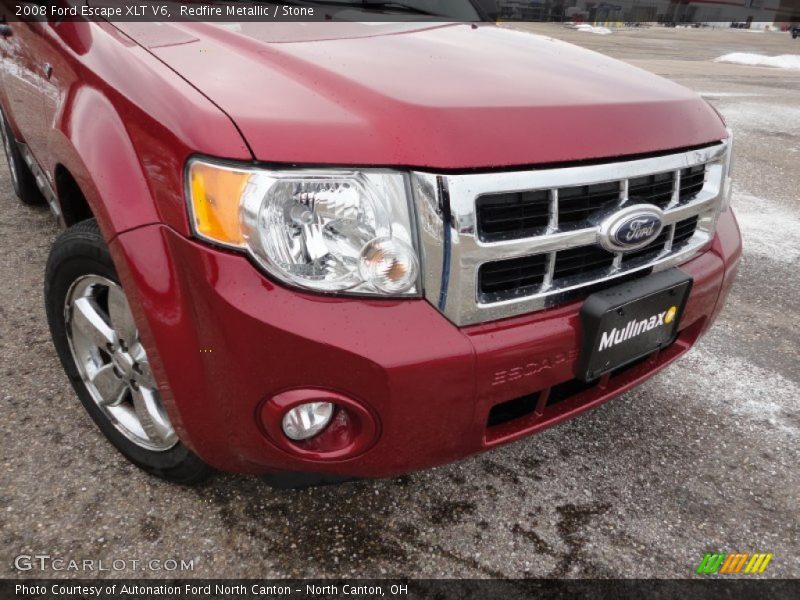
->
[187,160,420,296]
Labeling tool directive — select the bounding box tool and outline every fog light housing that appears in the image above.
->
[281,402,334,441]
[259,389,380,460]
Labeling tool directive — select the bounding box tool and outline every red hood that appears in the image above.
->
[116,22,727,169]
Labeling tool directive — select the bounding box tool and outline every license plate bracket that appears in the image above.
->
[577,269,693,382]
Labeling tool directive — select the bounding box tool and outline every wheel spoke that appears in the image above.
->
[137,359,155,387]
[131,387,172,446]
[71,297,117,350]
[130,343,156,387]
[91,364,127,406]
[107,285,138,345]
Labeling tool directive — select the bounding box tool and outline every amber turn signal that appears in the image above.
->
[188,161,250,247]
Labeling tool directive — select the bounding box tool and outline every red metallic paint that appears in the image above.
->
[108,212,741,477]
[0,19,250,238]
[0,17,742,477]
[708,210,743,328]
[110,223,478,474]
[115,22,728,169]
[482,318,709,447]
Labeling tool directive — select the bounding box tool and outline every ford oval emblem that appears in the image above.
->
[599,205,665,252]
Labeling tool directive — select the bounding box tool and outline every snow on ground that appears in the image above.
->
[714,53,800,70]
[732,191,800,265]
[678,344,799,437]
[697,92,765,98]
[672,190,800,438]
[716,102,800,136]
[575,24,612,35]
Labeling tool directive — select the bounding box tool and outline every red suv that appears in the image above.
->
[0,10,741,484]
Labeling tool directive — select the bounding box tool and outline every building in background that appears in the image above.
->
[775,0,800,25]
[482,0,788,27]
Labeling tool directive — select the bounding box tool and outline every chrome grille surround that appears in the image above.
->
[411,140,732,326]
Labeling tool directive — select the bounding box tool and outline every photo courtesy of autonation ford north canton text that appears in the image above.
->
[0,0,798,598]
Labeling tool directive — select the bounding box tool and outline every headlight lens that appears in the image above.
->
[188,161,419,296]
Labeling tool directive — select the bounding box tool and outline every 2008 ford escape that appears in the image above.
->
[0,2,741,484]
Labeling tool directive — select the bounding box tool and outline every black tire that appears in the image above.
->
[0,112,46,206]
[45,219,213,485]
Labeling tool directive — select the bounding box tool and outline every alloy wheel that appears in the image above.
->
[64,275,178,452]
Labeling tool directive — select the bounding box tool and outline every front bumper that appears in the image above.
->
[110,210,741,477]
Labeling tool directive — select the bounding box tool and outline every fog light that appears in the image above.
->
[281,402,334,441]
[260,389,379,459]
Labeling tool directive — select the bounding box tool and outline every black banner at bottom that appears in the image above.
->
[1,579,798,600]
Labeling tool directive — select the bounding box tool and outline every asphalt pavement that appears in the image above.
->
[0,24,798,579]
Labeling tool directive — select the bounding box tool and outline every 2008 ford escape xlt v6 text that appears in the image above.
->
[0,3,741,484]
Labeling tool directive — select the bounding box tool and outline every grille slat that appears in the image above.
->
[555,253,614,272]
[476,190,550,241]
[681,173,705,184]
[628,172,675,209]
[557,181,621,225]
[483,209,550,223]
[673,216,699,249]
[560,189,621,202]
[555,255,611,267]
[620,229,670,265]
[478,216,702,301]
[478,255,547,300]
[678,166,705,204]
[558,205,612,217]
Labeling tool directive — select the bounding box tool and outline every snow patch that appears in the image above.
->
[678,347,798,437]
[575,24,612,35]
[716,102,800,136]
[733,192,800,264]
[714,53,800,70]
[698,92,765,98]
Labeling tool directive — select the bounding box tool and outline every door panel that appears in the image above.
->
[0,19,47,164]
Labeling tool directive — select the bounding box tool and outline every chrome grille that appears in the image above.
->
[477,165,708,242]
[411,141,732,326]
[478,215,700,303]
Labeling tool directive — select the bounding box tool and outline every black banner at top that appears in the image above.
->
[1,0,800,23]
